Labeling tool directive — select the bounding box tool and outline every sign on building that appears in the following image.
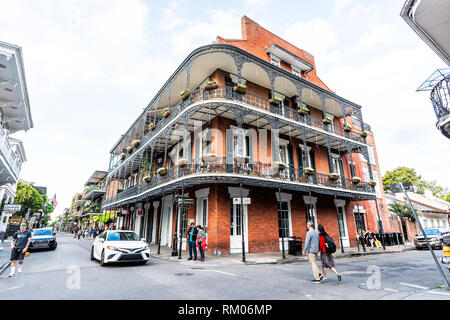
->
[233,198,251,205]
[3,204,22,212]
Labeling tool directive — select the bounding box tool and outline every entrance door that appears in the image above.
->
[336,206,350,247]
[230,200,248,254]
[278,201,292,250]
[354,211,366,234]
[401,219,408,242]
[160,197,174,247]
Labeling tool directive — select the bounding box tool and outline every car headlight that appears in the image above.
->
[106,246,120,251]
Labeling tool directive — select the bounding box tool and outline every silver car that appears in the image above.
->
[414,228,450,250]
[29,227,57,250]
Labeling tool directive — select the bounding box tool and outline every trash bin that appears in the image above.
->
[397,232,404,244]
[384,233,391,246]
[288,236,303,256]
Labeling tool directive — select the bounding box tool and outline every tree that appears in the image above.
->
[382,167,422,191]
[443,193,450,203]
[388,202,416,221]
[13,181,44,218]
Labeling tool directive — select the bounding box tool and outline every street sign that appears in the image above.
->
[177,198,194,205]
[136,209,143,216]
[233,197,251,205]
[3,204,21,212]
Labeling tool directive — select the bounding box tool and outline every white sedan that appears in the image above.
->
[90,230,150,266]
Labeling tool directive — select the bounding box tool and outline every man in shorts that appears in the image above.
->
[9,222,32,277]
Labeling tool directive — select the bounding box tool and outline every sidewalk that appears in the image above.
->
[147,242,416,266]
[0,237,12,274]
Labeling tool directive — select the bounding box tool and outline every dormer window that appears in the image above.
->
[270,54,281,68]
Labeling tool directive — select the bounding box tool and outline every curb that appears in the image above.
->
[0,260,11,275]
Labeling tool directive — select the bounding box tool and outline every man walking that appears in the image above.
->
[9,223,32,277]
[303,221,322,283]
[186,222,198,261]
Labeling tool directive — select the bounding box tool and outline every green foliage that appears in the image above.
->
[43,196,54,214]
[443,193,450,203]
[382,167,422,191]
[13,181,44,217]
[388,202,416,221]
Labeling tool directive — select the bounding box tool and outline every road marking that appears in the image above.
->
[384,288,399,293]
[427,290,450,296]
[188,269,238,277]
[342,271,366,275]
[399,282,429,290]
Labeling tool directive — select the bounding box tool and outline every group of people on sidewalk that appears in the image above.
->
[73,225,116,240]
[186,223,207,262]
[303,221,342,283]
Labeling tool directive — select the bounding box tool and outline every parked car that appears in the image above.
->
[440,233,450,271]
[414,228,450,250]
[90,230,150,266]
[29,227,57,251]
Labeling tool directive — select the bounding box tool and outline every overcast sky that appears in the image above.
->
[0,0,448,220]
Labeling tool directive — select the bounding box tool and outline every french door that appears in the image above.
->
[230,201,248,254]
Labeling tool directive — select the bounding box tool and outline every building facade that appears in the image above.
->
[101,16,392,255]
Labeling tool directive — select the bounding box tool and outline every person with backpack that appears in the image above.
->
[318,224,341,282]
[303,221,322,283]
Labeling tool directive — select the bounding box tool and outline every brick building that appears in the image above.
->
[102,16,393,255]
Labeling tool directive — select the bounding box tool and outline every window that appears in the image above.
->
[360,146,376,164]
[292,66,301,77]
[270,54,281,67]
[336,206,347,237]
[179,207,188,238]
[278,201,289,238]
[299,145,313,168]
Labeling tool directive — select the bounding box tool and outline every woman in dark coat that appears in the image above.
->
[318,224,342,282]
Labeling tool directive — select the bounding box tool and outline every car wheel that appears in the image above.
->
[100,250,107,266]
[51,243,57,250]
[90,247,95,261]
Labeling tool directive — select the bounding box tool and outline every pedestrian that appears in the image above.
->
[84,228,89,239]
[317,224,341,282]
[365,229,377,250]
[186,222,198,261]
[303,221,322,283]
[9,223,32,277]
[93,226,98,239]
[196,225,207,262]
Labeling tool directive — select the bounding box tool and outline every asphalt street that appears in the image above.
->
[0,233,449,300]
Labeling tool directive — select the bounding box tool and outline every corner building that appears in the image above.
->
[102,16,393,255]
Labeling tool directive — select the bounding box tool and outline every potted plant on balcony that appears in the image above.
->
[328,172,340,181]
[204,80,218,91]
[351,176,361,184]
[344,124,352,132]
[273,161,286,171]
[269,95,282,106]
[178,158,188,168]
[148,123,156,131]
[304,167,315,175]
[180,88,190,101]
[202,153,217,162]
[234,154,249,164]
[127,146,133,154]
[162,107,171,118]
[361,130,368,138]
[233,83,247,94]
[368,180,377,187]
[322,116,332,125]
[157,167,167,177]
[132,139,140,148]
[120,153,126,160]
[352,147,360,153]
[141,158,152,183]
[297,105,310,116]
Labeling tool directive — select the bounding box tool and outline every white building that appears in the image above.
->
[0,41,33,230]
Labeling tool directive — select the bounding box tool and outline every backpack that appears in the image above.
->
[324,235,336,254]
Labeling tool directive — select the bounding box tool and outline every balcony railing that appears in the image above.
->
[105,157,374,206]
[116,85,367,168]
[0,125,21,178]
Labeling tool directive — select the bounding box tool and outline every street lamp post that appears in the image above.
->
[240,182,246,263]
[278,187,286,259]
[178,184,185,260]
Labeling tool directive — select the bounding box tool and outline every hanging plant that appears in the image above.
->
[344,124,352,132]
[120,153,126,160]
[297,105,310,115]
[180,88,190,101]
[132,139,140,148]
[322,116,332,124]
[368,180,377,187]
[304,167,315,175]
[202,153,217,162]
[204,80,218,91]
[273,161,286,171]
[162,107,171,118]
[233,83,247,94]
[149,123,156,131]
[157,167,167,176]
[361,130,368,138]
[328,172,340,181]
[178,158,187,168]
[144,175,152,183]
[127,146,133,154]
[234,154,249,164]
[351,176,361,184]
[352,147,360,153]
[269,95,282,105]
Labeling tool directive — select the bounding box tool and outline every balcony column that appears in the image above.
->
[339,103,347,126]
[232,55,245,84]
[163,131,169,169]
[356,108,365,132]
[362,146,374,181]
[346,144,355,179]
[185,61,192,91]
[167,82,173,110]
[153,102,158,127]
[326,140,334,174]
[301,130,310,169]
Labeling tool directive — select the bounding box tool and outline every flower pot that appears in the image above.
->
[269,99,281,106]
[351,176,361,184]
[202,154,217,162]
[120,153,126,160]
[344,126,352,132]
[178,159,187,168]
[233,86,247,94]
[322,118,332,125]
[234,155,249,164]
[352,148,360,153]
[132,140,140,148]
[361,131,368,138]
[127,146,133,154]
[149,124,156,131]
[204,83,218,91]
[157,168,167,177]
[298,109,309,115]
[329,173,340,181]
[180,92,190,101]
[163,110,171,118]
[304,167,315,175]
[144,176,151,183]
[274,162,286,171]
[368,180,377,187]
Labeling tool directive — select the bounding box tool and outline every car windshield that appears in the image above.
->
[33,229,53,236]
[107,232,140,241]
[418,229,440,236]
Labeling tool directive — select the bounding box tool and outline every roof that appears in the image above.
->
[85,170,108,186]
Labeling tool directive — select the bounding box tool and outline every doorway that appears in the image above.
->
[230,200,248,254]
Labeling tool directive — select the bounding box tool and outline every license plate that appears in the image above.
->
[35,243,48,247]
